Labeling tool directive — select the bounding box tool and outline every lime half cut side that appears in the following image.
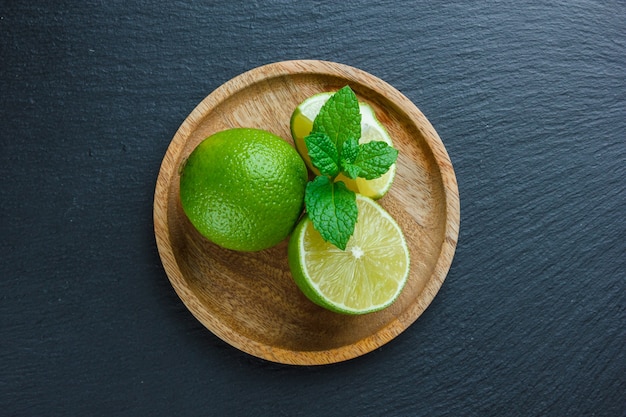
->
[290,92,397,199]
[288,195,410,315]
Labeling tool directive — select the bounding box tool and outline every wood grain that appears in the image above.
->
[153,60,460,365]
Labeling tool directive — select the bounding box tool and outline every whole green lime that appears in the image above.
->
[179,128,308,251]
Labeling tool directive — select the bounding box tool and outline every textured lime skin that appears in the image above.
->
[180,128,307,251]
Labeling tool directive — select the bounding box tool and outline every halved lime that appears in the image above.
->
[288,195,410,315]
[290,92,397,199]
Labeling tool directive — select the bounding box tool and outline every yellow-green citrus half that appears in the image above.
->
[179,128,307,252]
[288,195,410,314]
[290,92,397,199]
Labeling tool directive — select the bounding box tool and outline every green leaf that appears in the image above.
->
[312,86,361,154]
[305,131,340,177]
[304,176,358,250]
[300,86,400,251]
[353,141,399,180]
[340,137,361,179]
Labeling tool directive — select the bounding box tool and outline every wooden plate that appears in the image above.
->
[154,60,459,365]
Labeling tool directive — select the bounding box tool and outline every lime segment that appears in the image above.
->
[290,92,397,199]
[288,195,410,314]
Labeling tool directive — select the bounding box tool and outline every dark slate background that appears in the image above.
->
[1,1,624,416]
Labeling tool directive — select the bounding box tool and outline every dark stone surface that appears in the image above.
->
[1,1,624,415]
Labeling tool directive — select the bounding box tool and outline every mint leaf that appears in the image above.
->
[312,86,361,154]
[340,137,361,179]
[341,137,360,164]
[305,131,340,177]
[304,176,357,250]
[352,141,399,180]
[301,86,399,251]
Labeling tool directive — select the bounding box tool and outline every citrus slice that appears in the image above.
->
[288,195,410,315]
[290,92,397,199]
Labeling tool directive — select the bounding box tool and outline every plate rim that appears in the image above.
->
[153,59,460,365]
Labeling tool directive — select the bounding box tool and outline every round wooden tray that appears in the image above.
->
[154,60,459,365]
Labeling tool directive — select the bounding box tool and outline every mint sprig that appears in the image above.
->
[303,86,398,250]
